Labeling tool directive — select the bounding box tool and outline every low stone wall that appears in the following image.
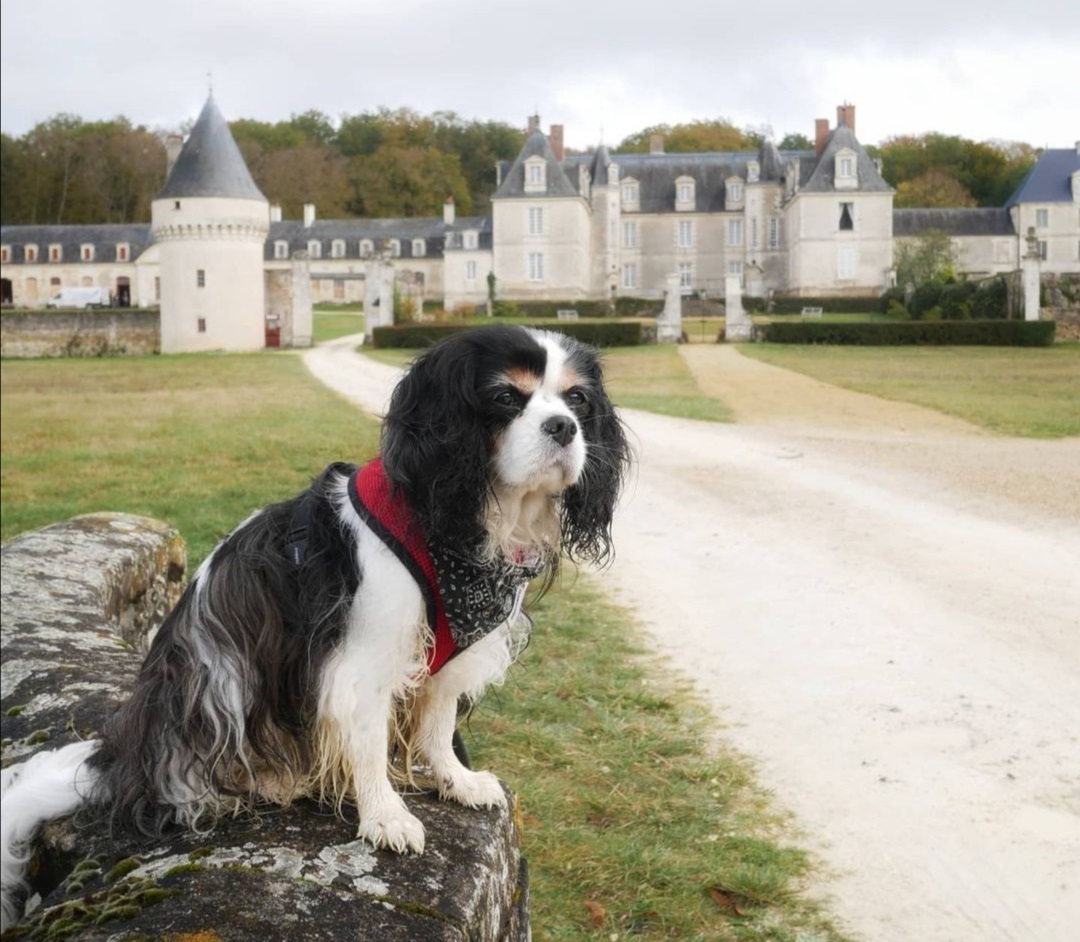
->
[0,310,160,357]
[1,514,528,940]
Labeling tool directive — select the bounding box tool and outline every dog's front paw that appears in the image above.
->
[357,808,426,855]
[440,769,508,810]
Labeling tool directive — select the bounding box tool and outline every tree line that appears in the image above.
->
[0,109,1039,226]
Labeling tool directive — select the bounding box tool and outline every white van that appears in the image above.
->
[45,287,110,309]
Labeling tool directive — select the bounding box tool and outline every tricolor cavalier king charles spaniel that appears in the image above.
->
[0,325,629,928]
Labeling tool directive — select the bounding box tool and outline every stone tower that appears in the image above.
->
[151,94,269,353]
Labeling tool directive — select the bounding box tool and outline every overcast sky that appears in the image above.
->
[2,0,1077,150]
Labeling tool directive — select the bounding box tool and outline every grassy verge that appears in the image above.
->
[1,355,841,941]
[741,343,1080,438]
[360,344,733,424]
[313,311,366,343]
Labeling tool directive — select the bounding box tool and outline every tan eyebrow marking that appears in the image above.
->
[559,366,584,393]
[503,368,540,394]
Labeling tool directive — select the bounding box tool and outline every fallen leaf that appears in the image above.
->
[584,900,606,927]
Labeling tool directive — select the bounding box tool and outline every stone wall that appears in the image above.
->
[1,515,528,940]
[0,310,160,357]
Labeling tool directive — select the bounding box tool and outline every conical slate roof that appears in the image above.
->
[493,130,578,198]
[157,95,266,202]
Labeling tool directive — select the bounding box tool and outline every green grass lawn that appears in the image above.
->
[741,343,1080,438]
[1,354,842,941]
[362,343,733,423]
[312,310,365,343]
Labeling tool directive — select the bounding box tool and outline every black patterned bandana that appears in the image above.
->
[430,546,544,649]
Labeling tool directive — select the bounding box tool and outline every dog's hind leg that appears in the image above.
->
[414,628,512,810]
[317,525,427,854]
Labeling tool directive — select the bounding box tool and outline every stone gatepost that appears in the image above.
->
[1023,227,1042,322]
[364,257,395,342]
[656,273,683,342]
[724,274,752,341]
[285,250,312,348]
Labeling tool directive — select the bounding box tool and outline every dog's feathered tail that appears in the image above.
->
[0,739,100,930]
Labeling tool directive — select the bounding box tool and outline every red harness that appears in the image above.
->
[348,458,458,675]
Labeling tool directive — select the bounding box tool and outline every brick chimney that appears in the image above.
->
[527,114,540,134]
[815,118,829,157]
[549,124,565,162]
[836,103,856,133]
[443,196,455,226]
[649,133,664,155]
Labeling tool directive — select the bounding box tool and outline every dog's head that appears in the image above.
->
[381,325,629,565]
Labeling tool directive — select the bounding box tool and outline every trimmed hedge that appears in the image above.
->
[757,320,1055,346]
[490,299,615,318]
[371,320,648,349]
[768,296,880,314]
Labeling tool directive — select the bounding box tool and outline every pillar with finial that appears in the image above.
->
[1022,226,1041,322]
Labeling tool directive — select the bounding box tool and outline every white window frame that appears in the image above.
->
[678,261,693,292]
[1035,208,1049,229]
[622,263,637,290]
[308,240,322,259]
[1037,240,1048,261]
[835,148,858,189]
[116,243,129,262]
[463,230,478,250]
[359,239,374,258]
[412,239,426,257]
[524,157,546,194]
[621,183,637,204]
[675,176,695,210]
[48,244,62,262]
[527,206,544,236]
[0,245,9,263]
[729,182,744,203]
[465,260,478,282]
[527,251,545,282]
[331,239,346,259]
[274,240,289,260]
[677,219,693,248]
[768,217,781,249]
[727,218,743,246]
[839,201,855,231]
[727,260,744,276]
[80,244,94,262]
[622,220,637,249]
[388,239,401,258]
[25,244,38,263]
[196,268,206,288]
[837,245,857,280]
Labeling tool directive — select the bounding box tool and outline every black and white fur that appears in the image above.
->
[0,325,629,928]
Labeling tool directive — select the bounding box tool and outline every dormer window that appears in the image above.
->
[747,161,760,184]
[412,239,426,257]
[360,239,374,258]
[49,244,62,262]
[308,240,322,259]
[331,239,346,259]
[524,156,546,194]
[81,244,94,262]
[835,149,857,190]
[0,245,9,263]
[675,176,695,211]
[116,244,129,262]
[621,179,639,211]
[463,230,478,250]
[274,240,289,260]
[388,239,401,258]
[25,245,38,262]
[726,178,745,207]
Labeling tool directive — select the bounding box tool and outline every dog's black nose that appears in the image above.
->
[541,415,577,447]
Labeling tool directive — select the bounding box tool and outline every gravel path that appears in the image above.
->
[304,336,1080,942]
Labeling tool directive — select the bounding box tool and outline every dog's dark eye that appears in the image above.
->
[564,388,589,411]
[493,388,520,409]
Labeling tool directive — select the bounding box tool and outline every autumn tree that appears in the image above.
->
[895,169,977,208]
[895,229,957,288]
[616,119,752,153]
[349,147,473,217]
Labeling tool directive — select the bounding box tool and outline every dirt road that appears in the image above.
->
[304,337,1080,942]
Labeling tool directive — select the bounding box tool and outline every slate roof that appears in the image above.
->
[758,140,786,182]
[157,95,267,202]
[265,217,491,260]
[1006,148,1080,205]
[492,130,579,199]
[892,208,1015,237]
[0,224,153,262]
[798,124,892,193]
[591,145,612,187]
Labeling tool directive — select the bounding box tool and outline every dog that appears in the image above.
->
[0,324,629,928]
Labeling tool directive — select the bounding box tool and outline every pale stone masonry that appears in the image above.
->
[1,99,1077,350]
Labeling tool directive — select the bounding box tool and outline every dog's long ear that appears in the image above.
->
[381,338,491,541]
[560,376,630,566]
